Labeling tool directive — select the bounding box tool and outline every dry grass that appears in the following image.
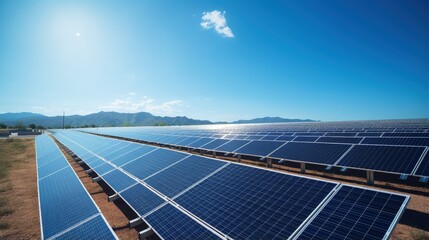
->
[409,229,429,240]
[0,138,40,239]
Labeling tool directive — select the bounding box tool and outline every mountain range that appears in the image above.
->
[0,112,316,128]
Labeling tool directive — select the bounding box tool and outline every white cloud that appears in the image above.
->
[201,10,234,38]
[128,92,136,96]
[99,96,186,116]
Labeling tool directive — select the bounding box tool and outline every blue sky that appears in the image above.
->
[0,0,428,122]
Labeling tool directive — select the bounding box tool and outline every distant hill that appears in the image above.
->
[0,111,212,128]
[0,112,316,128]
[0,112,45,121]
[231,117,317,124]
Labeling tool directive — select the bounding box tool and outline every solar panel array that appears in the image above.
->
[51,130,409,240]
[80,120,429,177]
[35,135,117,240]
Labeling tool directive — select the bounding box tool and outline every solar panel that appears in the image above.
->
[162,136,189,145]
[102,143,140,160]
[122,148,188,180]
[357,132,383,137]
[144,204,221,240]
[383,132,429,137]
[53,130,414,240]
[101,169,137,192]
[294,185,408,240]
[174,164,338,239]
[414,151,429,176]
[317,137,362,144]
[55,215,117,240]
[37,158,69,179]
[293,136,319,142]
[269,142,351,165]
[233,140,285,157]
[145,155,228,198]
[199,139,230,150]
[261,135,279,140]
[324,132,357,137]
[36,135,117,239]
[361,137,429,147]
[245,135,263,140]
[119,184,166,216]
[276,135,296,141]
[38,168,101,239]
[337,145,425,174]
[92,163,116,175]
[213,140,250,153]
[110,145,157,166]
[186,137,216,148]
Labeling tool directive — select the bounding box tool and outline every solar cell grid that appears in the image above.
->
[213,139,250,153]
[295,185,408,240]
[145,155,227,197]
[144,204,221,240]
[337,145,425,174]
[38,158,69,179]
[122,148,188,180]
[93,163,115,175]
[110,145,157,166]
[175,164,337,239]
[293,136,319,142]
[187,137,216,148]
[269,142,351,165]
[55,215,116,240]
[317,137,363,144]
[199,139,230,150]
[233,140,285,157]
[101,169,137,192]
[38,167,99,239]
[120,184,166,216]
[362,137,429,147]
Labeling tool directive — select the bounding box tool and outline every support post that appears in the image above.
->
[85,169,94,174]
[139,228,154,240]
[237,154,241,163]
[212,152,216,158]
[300,162,306,174]
[367,170,374,185]
[77,160,84,165]
[108,194,120,202]
[129,217,144,228]
[267,158,272,168]
[92,176,101,183]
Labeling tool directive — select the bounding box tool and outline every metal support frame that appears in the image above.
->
[367,170,374,185]
[300,162,306,174]
[237,154,242,163]
[129,217,144,228]
[92,176,101,183]
[139,228,154,240]
[267,158,273,168]
[85,169,94,174]
[108,194,120,202]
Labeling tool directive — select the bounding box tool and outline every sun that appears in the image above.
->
[75,32,80,37]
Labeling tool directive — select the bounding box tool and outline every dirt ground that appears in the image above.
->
[0,138,40,240]
[0,136,428,239]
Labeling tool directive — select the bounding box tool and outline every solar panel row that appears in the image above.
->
[51,130,410,240]
[35,135,117,240]
[82,127,429,177]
